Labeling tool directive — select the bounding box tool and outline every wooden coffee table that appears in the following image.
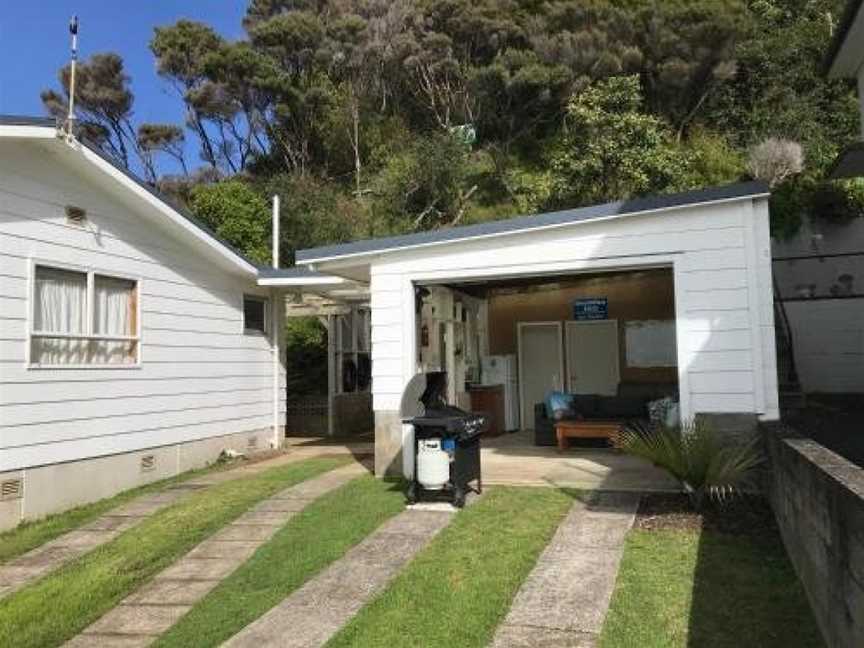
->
[554,419,622,451]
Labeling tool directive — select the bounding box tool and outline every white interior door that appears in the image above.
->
[566,320,620,396]
[517,322,564,430]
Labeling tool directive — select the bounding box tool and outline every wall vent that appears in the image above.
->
[247,435,259,449]
[140,455,156,473]
[65,205,87,225]
[0,479,23,501]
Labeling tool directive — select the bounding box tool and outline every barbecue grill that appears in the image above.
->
[400,371,485,507]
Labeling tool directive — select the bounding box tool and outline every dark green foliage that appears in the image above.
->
[284,317,327,395]
[188,181,271,264]
[545,76,688,208]
[808,179,864,225]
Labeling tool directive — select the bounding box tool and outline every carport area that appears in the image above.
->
[278,182,779,481]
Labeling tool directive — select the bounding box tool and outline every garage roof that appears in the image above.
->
[296,180,769,265]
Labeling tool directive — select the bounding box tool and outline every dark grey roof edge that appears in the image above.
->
[296,180,770,264]
[257,266,331,279]
[0,115,58,127]
[0,114,260,273]
[824,0,864,74]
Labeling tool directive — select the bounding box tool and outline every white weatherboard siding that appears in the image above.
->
[367,197,778,475]
[0,139,285,473]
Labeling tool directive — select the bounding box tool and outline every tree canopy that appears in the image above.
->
[41,0,861,257]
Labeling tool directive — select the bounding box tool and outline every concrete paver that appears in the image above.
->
[0,489,186,601]
[223,509,454,648]
[65,462,366,648]
[491,491,640,648]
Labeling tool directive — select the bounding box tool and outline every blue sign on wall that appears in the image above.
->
[573,298,608,320]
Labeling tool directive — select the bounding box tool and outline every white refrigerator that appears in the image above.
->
[481,355,520,432]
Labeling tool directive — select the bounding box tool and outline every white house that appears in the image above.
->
[0,117,286,531]
[0,115,780,526]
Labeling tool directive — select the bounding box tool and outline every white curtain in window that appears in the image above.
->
[32,268,88,364]
[93,276,135,364]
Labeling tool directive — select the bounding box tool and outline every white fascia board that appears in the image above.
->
[295,192,769,268]
[0,125,57,139]
[257,275,349,287]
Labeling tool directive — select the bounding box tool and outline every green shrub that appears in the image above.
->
[616,418,764,510]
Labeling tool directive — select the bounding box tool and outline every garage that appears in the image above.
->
[288,181,779,477]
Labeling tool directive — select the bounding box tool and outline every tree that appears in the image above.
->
[42,53,137,169]
[371,131,475,231]
[705,0,858,174]
[137,123,187,178]
[151,20,267,173]
[188,181,271,263]
[545,75,688,209]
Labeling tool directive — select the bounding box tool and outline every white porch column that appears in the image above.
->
[270,288,285,448]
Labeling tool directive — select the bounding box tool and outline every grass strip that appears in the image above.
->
[0,460,239,565]
[600,528,823,647]
[0,455,347,648]
[155,475,405,648]
[326,486,576,648]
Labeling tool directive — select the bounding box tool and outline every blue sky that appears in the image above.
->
[0,1,249,172]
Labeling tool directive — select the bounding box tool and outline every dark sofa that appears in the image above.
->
[533,382,678,446]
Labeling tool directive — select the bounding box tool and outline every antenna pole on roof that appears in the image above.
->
[65,15,79,140]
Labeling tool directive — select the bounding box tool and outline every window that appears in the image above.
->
[30,265,139,366]
[243,295,268,334]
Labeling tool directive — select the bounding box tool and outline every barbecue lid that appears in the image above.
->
[400,371,448,419]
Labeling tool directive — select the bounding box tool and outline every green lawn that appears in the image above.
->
[326,486,576,648]
[600,526,824,647]
[156,475,405,648]
[0,460,238,564]
[0,456,347,648]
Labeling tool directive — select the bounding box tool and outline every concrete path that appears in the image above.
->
[0,488,194,601]
[0,451,344,601]
[223,508,454,648]
[491,491,640,648]
[65,462,366,648]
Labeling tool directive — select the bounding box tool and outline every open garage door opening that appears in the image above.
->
[414,266,680,454]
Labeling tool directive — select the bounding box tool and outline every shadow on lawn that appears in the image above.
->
[683,497,825,648]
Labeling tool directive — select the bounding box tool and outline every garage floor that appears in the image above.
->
[482,430,679,491]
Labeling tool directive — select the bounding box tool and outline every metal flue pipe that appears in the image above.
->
[272,194,280,268]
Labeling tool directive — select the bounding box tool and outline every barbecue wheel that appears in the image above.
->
[406,482,418,505]
[453,489,466,508]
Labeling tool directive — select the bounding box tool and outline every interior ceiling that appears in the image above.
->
[434,267,673,298]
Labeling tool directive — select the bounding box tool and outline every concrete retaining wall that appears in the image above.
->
[762,423,864,648]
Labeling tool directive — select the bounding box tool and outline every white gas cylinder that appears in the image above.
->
[416,438,450,490]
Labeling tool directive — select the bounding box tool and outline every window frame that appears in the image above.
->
[242,294,270,336]
[27,258,142,369]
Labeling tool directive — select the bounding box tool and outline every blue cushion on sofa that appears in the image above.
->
[545,391,574,418]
